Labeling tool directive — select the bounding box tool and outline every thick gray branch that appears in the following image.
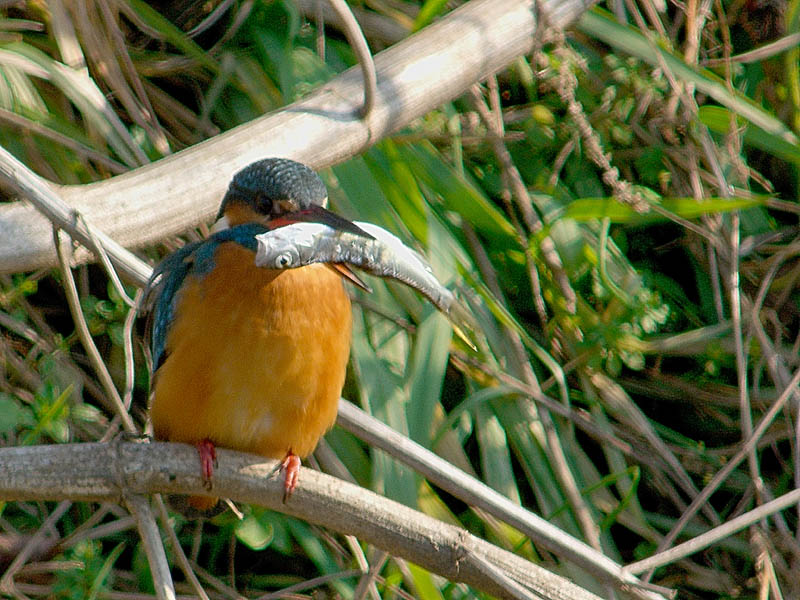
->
[0,0,595,274]
[0,441,602,600]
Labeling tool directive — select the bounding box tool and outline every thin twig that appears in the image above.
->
[315,0,326,61]
[154,495,210,600]
[703,32,800,66]
[125,495,176,600]
[0,501,71,596]
[254,570,362,600]
[353,551,389,600]
[725,210,773,535]
[53,228,137,434]
[644,365,800,559]
[0,108,127,173]
[122,289,143,410]
[75,212,135,307]
[625,487,800,575]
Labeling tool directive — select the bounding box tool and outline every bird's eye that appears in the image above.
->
[274,252,294,268]
[254,193,273,215]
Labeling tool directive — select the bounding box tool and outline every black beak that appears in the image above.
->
[271,205,374,239]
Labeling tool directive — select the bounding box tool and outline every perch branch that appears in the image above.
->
[0,442,603,600]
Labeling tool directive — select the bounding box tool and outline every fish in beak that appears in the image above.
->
[268,205,373,291]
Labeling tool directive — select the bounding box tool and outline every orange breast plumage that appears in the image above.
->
[149,242,351,461]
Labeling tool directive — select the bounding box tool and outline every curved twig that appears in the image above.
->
[326,0,377,117]
[53,228,137,434]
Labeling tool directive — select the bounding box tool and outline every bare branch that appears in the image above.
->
[0,0,596,275]
[0,441,605,600]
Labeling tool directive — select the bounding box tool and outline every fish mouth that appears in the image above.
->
[269,205,375,239]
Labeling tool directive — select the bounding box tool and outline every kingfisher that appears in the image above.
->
[146,158,368,513]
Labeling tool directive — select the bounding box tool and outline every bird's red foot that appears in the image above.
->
[196,439,217,490]
[280,451,301,503]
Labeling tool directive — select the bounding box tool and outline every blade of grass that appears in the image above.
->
[563,194,767,223]
[700,105,800,167]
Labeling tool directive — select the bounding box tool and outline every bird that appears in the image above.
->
[145,158,368,514]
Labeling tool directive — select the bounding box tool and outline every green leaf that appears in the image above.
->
[406,310,452,445]
[22,384,72,444]
[123,0,218,72]
[432,386,516,448]
[88,542,125,600]
[350,306,419,508]
[285,519,350,596]
[476,404,521,503]
[399,143,518,244]
[235,513,274,550]
[405,563,445,600]
[365,141,429,243]
[331,156,402,228]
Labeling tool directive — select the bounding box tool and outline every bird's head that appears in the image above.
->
[217,158,367,236]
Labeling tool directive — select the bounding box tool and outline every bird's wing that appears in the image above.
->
[144,241,202,372]
[144,223,269,371]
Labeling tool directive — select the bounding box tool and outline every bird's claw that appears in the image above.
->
[196,439,217,491]
[280,452,301,503]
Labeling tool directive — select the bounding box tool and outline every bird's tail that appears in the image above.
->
[166,494,226,519]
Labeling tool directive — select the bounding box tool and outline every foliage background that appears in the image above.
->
[0,0,799,598]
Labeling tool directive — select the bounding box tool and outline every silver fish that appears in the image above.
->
[254,221,474,343]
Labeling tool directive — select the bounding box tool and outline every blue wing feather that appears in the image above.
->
[145,223,268,371]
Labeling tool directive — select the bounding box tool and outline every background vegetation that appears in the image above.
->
[1,0,799,598]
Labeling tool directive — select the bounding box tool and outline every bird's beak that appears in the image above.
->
[270,204,375,239]
[327,263,372,292]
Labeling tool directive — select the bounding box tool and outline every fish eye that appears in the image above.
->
[274,252,294,268]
